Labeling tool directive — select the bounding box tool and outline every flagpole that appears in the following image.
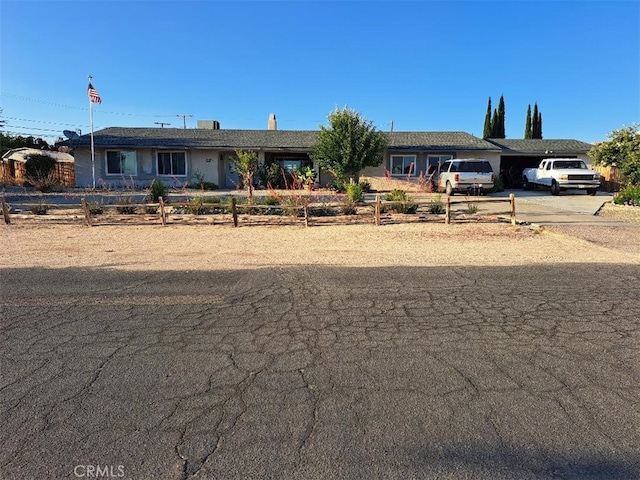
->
[89,75,96,189]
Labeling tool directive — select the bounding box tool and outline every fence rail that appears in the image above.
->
[1,194,517,227]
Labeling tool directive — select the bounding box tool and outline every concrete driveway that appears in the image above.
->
[491,189,614,215]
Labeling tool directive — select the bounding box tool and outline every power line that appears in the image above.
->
[1,92,176,117]
[3,116,89,128]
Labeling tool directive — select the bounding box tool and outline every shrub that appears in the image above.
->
[116,197,137,214]
[358,180,372,192]
[87,201,104,215]
[383,189,417,214]
[384,189,408,201]
[491,175,505,193]
[329,178,347,193]
[24,154,58,192]
[342,201,358,215]
[149,178,168,202]
[28,202,49,215]
[257,163,286,190]
[428,194,445,214]
[346,183,364,203]
[263,195,280,206]
[613,185,640,206]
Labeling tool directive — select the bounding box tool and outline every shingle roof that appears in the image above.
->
[485,138,594,154]
[63,127,501,152]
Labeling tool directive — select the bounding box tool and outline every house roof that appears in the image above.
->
[485,138,594,155]
[62,127,501,152]
[1,147,74,163]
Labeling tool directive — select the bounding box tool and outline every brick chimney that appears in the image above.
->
[268,113,277,130]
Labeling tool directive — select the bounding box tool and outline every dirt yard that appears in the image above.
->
[2,218,639,273]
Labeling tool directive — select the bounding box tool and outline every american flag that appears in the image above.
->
[87,82,102,104]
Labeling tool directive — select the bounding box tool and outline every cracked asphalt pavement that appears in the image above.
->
[2,260,639,479]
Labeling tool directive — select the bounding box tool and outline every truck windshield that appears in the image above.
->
[554,161,587,169]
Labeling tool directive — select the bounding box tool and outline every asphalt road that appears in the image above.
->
[1,263,639,479]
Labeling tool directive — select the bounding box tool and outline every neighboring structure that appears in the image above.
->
[0,147,75,186]
[60,117,593,190]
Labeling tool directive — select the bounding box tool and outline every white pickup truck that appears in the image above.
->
[522,158,601,196]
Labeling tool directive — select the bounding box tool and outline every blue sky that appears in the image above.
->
[1,1,638,144]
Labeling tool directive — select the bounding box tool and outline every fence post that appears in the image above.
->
[1,196,11,225]
[81,198,92,227]
[303,203,309,227]
[445,195,451,224]
[231,198,238,227]
[375,195,381,226]
[509,193,516,226]
[159,196,166,226]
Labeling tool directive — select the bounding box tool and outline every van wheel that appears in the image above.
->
[550,181,560,196]
[445,182,453,196]
[587,188,597,196]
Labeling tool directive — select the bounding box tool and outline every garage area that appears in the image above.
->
[486,139,594,190]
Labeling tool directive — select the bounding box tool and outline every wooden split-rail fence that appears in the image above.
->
[1,194,518,227]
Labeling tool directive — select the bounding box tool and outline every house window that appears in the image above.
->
[428,155,453,175]
[390,155,416,175]
[157,151,187,176]
[275,158,310,173]
[106,150,137,176]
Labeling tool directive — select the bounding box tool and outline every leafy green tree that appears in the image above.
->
[483,97,493,139]
[0,132,52,157]
[589,124,640,185]
[231,149,259,199]
[311,106,387,183]
[524,104,532,139]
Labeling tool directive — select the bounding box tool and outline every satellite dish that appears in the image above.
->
[63,130,80,140]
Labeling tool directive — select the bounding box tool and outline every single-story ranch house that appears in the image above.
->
[62,117,594,190]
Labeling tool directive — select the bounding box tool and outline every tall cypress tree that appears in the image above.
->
[497,95,506,138]
[532,103,540,139]
[537,112,543,139]
[490,109,500,138]
[483,97,492,138]
[524,104,532,139]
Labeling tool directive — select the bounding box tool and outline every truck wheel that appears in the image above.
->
[550,181,560,196]
[445,182,453,196]
[587,188,597,196]
[523,177,530,191]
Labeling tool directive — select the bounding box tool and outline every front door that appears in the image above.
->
[225,159,239,189]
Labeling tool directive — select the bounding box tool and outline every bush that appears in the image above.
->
[149,178,168,202]
[28,202,49,215]
[428,194,445,214]
[257,163,286,189]
[24,154,58,192]
[116,197,137,214]
[384,189,408,201]
[329,178,347,193]
[87,201,104,215]
[358,180,372,192]
[342,201,358,215]
[383,189,417,214]
[346,183,364,203]
[613,185,640,206]
[491,175,505,193]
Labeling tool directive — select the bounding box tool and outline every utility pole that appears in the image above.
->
[154,122,171,128]
[176,114,193,129]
